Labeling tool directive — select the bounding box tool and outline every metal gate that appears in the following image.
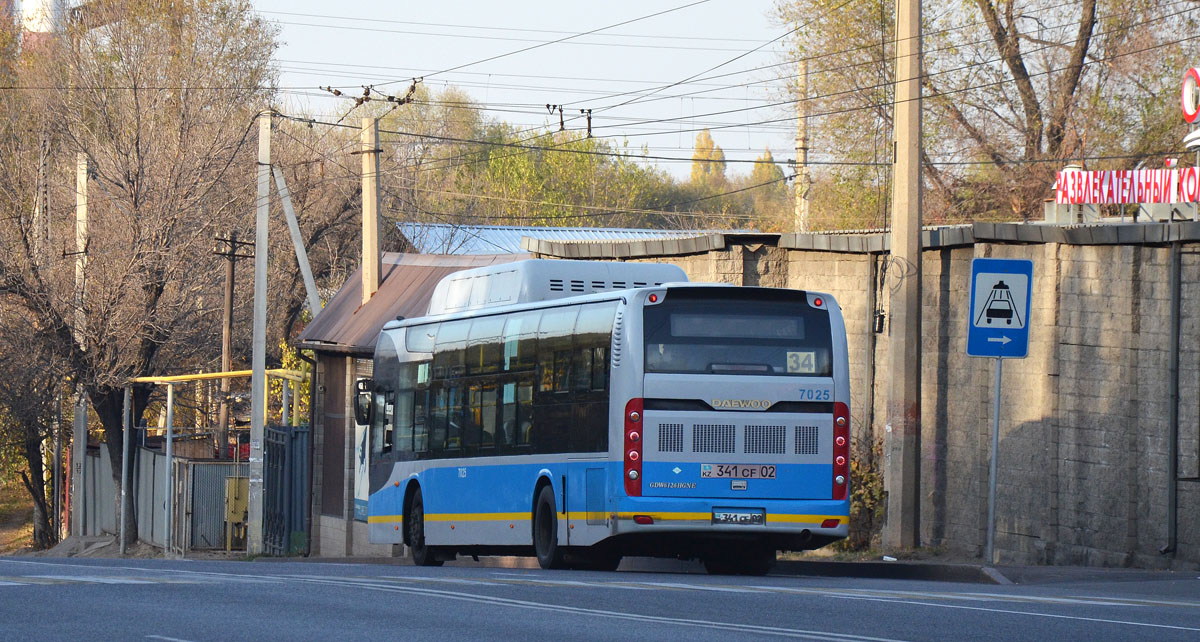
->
[264,424,310,556]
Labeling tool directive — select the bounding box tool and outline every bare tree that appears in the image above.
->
[0,0,278,546]
[0,309,68,549]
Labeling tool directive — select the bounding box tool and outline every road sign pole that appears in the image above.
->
[985,356,1002,566]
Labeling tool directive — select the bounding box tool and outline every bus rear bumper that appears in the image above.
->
[611,497,849,542]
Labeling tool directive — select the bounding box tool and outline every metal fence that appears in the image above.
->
[84,445,251,552]
[187,461,249,550]
[264,424,310,556]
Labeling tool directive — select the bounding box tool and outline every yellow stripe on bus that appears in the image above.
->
[425,512,531,522]
[368,513,531,524]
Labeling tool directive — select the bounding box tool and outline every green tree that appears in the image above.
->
[748,149,789,224]
[690,129,727,187]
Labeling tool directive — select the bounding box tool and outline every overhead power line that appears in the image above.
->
[375,0,714,86]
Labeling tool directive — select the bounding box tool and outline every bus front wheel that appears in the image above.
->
[408,488,443,567]
[534,485,566,570]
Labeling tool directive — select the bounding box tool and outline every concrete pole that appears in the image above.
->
[53,393,61,539]
[248,112,271,555]
[70,400,85,537]
[120,387,130,555]
[281,379,290,427]
[794,58,810,233]
[164,384,175,558]
[291,380,300,428]
[883,0,923,550]
[71,153,89,538]
[361,117,381,306]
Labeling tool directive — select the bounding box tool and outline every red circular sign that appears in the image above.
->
[1183,68,1200,124]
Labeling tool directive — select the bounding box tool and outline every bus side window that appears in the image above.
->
[575,302,617,393]
[574,346,593,392]
[517,380,534,446]
[429,385,447,451]
[553,350,571,393]
[463,383,482,450]
[446,385,464,451]
[500,382,517,448]
[480,383,498,451]
[538,307,577,394]
[591,346,608,391]
[394,389,414,453]
[503,310,540,372]
[413,387,428,453]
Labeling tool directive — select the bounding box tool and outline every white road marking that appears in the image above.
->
[826,594,1200,633]
[32,575,156,585]
[145,635,195,642]
[633,580,765,593]
[291,575,906,642]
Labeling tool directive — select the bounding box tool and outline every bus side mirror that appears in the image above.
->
[354,378,373,426]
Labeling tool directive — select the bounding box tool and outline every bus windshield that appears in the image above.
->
[643,288,833,377]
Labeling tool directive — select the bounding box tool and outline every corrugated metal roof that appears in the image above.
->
[398,222,720,255]
[296,252,526,355]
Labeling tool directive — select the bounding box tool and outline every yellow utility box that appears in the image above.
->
[224,477,248,552]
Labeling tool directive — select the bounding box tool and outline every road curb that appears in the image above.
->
[772,560,1010,584]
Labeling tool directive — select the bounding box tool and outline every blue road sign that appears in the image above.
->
[967,258,1033,358]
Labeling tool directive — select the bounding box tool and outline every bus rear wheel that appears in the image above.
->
[408,488,443,567]
[534,485,566,569]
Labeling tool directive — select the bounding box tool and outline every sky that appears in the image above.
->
[252,0,798,181]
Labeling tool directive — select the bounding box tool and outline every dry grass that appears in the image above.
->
[0,480,34,554]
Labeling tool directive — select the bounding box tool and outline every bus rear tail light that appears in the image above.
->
[624,398,644,497]
[833,401,850,501]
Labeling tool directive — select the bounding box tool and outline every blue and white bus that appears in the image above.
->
[357,259,850,574]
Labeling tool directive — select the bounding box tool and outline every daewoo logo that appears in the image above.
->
[710,398,771,410]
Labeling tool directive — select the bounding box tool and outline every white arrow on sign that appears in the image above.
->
[987,336,1012,345]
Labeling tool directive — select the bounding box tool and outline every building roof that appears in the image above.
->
[296,252,525,355]
[397,222,718,255]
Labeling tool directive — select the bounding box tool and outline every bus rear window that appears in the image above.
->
[643,289,833,377]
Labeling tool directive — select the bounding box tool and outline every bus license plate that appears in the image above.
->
[712,508,765,525]
[700,464,776,479]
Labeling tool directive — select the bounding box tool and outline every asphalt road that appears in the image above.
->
[0,557,1197,641]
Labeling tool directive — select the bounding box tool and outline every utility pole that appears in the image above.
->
[884,0,923,550]
[70,152,89,538]
[360,117,381,305]
[247,111,271,555]
[213,231,252,459]
[53,391,62,539]
[794,58,810,233]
